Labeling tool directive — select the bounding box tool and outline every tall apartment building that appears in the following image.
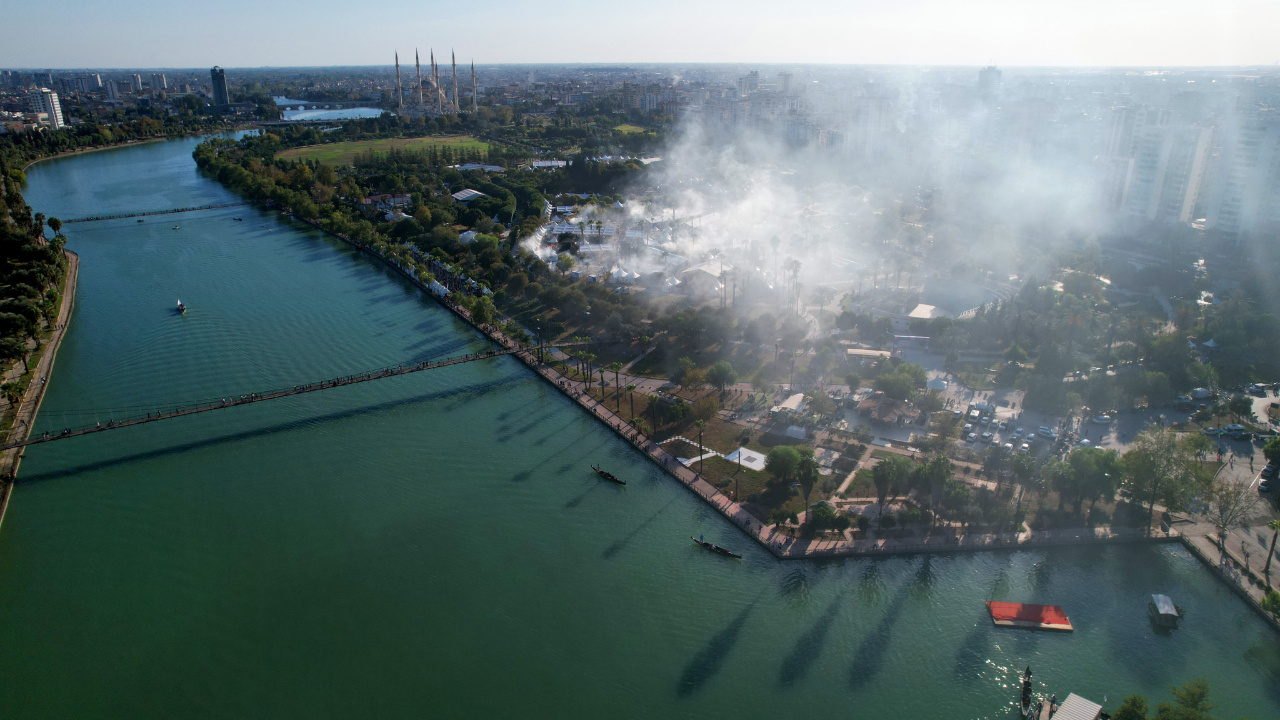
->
[105,79,119,101]
[978,66,1002,103]
[1122,122,1213,224]
[150,73,167,91]
[210,66,229,106]
[130,74,143,93]
[1203,120,1280,241]
[28,87,65,130]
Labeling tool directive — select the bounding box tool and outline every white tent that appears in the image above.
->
[926,378,949,391]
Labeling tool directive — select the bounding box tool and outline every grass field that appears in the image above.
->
[276,136,490,165]
[613,124,648,134]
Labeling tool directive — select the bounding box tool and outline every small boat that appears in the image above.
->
[137,219,144,223]
[592,464,625,486]
[233,217,243,221]
[1148,594,1183,628]
[1020,666,1034,717]
[173,225,180,230]
[692,535,741,559]
[176,299,186,314]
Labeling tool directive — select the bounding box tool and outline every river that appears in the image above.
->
[0,135,1277,718]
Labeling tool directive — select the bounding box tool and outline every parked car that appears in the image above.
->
[1003,442,1014,451]
[964,423,974,433]
[1262,463,1278,479]
[1011,429,1023,440]
[1091,415,1112,424]
[998,420,1009,430]
[1020,442,1031,452]
[1201,426,1219,436]
[967,432,978,442]
[980,417,991,427]
[1037,426,1057,439]
[1260,479,1274,493]
[981,431,994,443]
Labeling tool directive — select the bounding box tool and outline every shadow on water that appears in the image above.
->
[24,376,521,483]
[602,498,679,559]
[847,559,929,691]
[778,597,843,687]
[676,601,757,697]
[856,561,888,608]
[780,568,814,607]
[954,558,1013,680]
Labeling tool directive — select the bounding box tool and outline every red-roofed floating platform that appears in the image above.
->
[986,601,1074,631]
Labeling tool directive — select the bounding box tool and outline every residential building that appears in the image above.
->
[210,66,229,106]
[28,87,64,130]
[150,73,167,91]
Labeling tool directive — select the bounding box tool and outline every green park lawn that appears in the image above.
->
[613,124,648,134]
[276,136,491,166]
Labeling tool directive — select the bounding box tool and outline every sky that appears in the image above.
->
[5,0,1279,69]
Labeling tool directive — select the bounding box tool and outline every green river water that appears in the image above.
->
[0,136,1277,718]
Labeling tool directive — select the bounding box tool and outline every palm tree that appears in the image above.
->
[607,362,624,408]
[1266,518,1280,582]
[694,419,707,474]
[649,393,661,433]
[798,453,820,529]
[626,383,637,421]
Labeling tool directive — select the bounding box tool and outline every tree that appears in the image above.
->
[766,445,802,483]
[845,372,861,391]
[0,337,30,373]
[1264,436,1280,466]
[797,451,820,525]
[47,217,62,234]
[1121,428,1206,530]
[606,362,623,408]
[694,419,707,474]
[556,253,574,275]
[1265,518,1280,582]
[1227,394,1254,422]
[681,367,707,393]
[626,383,637,422]
[706,360,736,392]
[1113,695,1149,720]
[470,295,496,326]
[1003,343,1028,362]
[805,389,837,416]
[1204,476,1260,551]
[1157,678,1213,720]
[691,395,720,423]
[872,455,911,529]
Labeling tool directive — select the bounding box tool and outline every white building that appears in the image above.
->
[28,88,64,130]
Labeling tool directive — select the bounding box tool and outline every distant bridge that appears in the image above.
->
[63,202,249,224]
[6,341,590,453]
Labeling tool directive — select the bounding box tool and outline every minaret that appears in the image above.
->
[431,50,441,114]
[394,51,403,112]
[471,60,477,112]
[415,49,423,107]
[452,50,459,113]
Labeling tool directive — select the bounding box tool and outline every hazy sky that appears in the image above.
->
[5,0,1278,68]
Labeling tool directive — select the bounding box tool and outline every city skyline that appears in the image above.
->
[4,0,1279,69]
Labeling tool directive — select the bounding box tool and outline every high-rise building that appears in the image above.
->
[210,66,229,106]
[105,79,119,101]
[150,73,167,91]
[1203,120,1280,241]
[130,74,143,93]
[778,71,793,96]
[28,87,65,130]
[978,66,1002,102]
[1121,120,1214,225]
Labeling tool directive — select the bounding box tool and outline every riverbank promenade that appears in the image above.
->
[0,250,78,527]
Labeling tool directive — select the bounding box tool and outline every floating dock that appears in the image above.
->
[986,601,1074,631]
